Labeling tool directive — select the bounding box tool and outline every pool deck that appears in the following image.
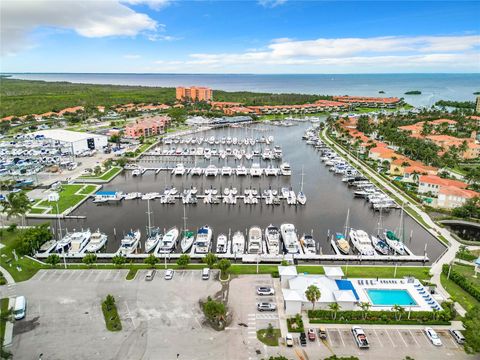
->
[352,278,442,312]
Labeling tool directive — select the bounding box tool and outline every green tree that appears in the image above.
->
[203,252,217,268]
[217,258,231,279]
[328,302,340,320]
[18,224,53,256]
[2,191,32,224]
[392,304,405,321]
[45,254,61,268]
[202,296,226,323]
[82,253,97,267]
[112,255,126,268]
[305,285,321,310]
[463,305,480,353]
[359,302,371,320]
[167,107,187,124]
[144,254,158,268]
[176,254,190,269]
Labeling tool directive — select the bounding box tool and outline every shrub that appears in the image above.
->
[442,264,480,302]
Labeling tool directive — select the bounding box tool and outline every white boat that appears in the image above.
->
[265,225,280,255]
[55,232,74,253]
[132,168,142,177]
[349,229,375,256]
[85,230,107,253]
[194,225,213,254]
[247,226,262,254]
[371,235,390,255]
[280,223,299,254]
[333,233,350,255]
[231,231,245,255]
[157,227,179,254]
[236,165,248,176]
[190,167,203,176]
[172,163,186,176]
[145,228,162,253]
[216,234,228,253]
[300,234,316,255]
[124,192,141,200]
[68,229,92,254]
[383,230,406,255]
[221,166,233,176]
[204,164,218,176]
[117,229,141,256]
[180,230,195,253]
[38,239,57,254]
[142,192,160,200]
[280,162,292,176]
[297,168,307,205]
[264,166,278,176]
[250,163,263,177]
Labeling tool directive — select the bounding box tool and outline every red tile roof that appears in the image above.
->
[419,175,468,189]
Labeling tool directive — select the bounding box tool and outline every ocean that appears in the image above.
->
[6,73,479,108]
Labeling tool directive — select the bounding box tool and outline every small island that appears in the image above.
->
[379,90,385,94]
[405,90,422,95]
[474,91,480,95]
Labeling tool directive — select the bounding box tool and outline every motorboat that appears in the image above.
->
[334,233,350,255]
[348,229,375,256]
[247,226,262,254]
[85,230,107,253]
[236,165,248,176]
[190,167,203,176]
[180,230,195,253]
[221,166,233,176]
[38,239,57,254]
[280,223,299,254]
[204,164,219,177]
[117,229,141,256]
[55,232,74,253]
[231,231,245,255]
[145,227,162,253]
[194,225,212,254]
[265,224,280,255]
[172,163,186,176]
[250,163,263,177]
[157,227,179,254]
[132,168,142,177]
[371,235,390,255]
[141,192,160,200]
[300,234,316,255]
[280,162,292,176]
[68,229,92,254]
[124,192,141,200]
[264,166,278,176]
[383,230,406,255]
[216,234,228,254]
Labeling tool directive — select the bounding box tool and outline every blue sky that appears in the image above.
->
[1,0,479,73]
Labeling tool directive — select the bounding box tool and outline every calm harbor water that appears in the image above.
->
[41,122,446,264]
[7,73,480,108]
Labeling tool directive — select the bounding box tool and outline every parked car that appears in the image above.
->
[257,302,276,312]
[352,326,369,348]
[318,326,327,340]
[299,332,307,347]
[308,328,316,341]
[256,287,275,296]
[449,330,465,345]
[14,296,26,320]
[285,334,294,347]
[145,270,156,281]
[425,327,442,346]
[164,269,174,280]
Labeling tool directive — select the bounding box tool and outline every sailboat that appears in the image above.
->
[144,199,162,253]
[297,167,307,205]
[383,204,406,255]
[334,208,351,254]
[180,206,195,253]
[300,232,316,255]
[371,207,390,255]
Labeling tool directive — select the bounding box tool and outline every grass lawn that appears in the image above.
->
[440,273,479,312]
[0,298,9,342]
[452,263,480,288]
[77,185,97,195]
[257,328,281,346]
[0,230,45,282]
[101,298,122,331]
[33,184,89,214]
[79,166,122,181]
[126,268,138,280]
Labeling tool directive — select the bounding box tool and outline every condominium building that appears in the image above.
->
[476,96,480,113]
[176,86,213,102]
[125,116,170,138]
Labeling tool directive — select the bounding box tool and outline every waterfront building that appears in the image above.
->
[125,116,170,138]
[418,175,469,196]
[34,129,108,154]
[332,96,402,108]
[476,96,480,113]
[176,86,213,102]
[437,186,479,209]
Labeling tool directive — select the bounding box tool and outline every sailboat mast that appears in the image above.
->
[182,205,187,231]
[377,207,383,236]
[300,166,304,193]
[147,198,152,236]
[344,208,350,238]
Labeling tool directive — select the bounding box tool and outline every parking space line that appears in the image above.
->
[397,330,409,347]
[421,330,434,346]
[408,329,420,347]
[372,329,384,347]
[336,329,346,347]
[85,271,95,281]
[37,271,48,281]
[385,330,397,348]
[444,333,459,349]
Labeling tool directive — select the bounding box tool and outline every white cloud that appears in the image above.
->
[258,0,287,8]
[0,0,170,55]
[121,0,170,11]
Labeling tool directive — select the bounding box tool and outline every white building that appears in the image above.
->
[35,129,108,155]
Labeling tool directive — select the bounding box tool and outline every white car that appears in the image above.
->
[285,333,294,347]
[257,302,276,312]
[164,269,174,280]
[256,287,275,296]
[425,327,442,346]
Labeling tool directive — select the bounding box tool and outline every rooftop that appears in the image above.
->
[34,129,105,142]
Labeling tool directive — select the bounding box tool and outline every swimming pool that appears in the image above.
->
[366,289,417,306]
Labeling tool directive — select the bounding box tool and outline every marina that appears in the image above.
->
[33,121,447,264]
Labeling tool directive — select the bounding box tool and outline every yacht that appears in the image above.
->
[334,233,350,255]
[172,163,186,176]
[145,227,162,253]
[141,192,160,200]
[383,230,406,255]
[300,234,316,255]
[117,229,141,256]
[157,227,179,254]
[264,166,278,176]
[348,229,375,256]
[85,230,107,253]
[215,234,228,254]
[280,223,299,254]
[221,166,233,176]
[250,163,263,177]
[247,226,262,254]
[273,145,282,158]
[265,225,280,255]
[68,229,92,254]
[194,225,213,254]
[231,231,245,255]
[124,192,142,200]
[180,230,195,253]
[132,168,142,177]
[55,232,74,253]
[371,235,390,255]
[280,162,292,176]
[236,165,248,176]
[204,164,219,177]
[38,239,57,254]
[190,167,203,176]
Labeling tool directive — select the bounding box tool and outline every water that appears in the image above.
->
[42,122,446,264]
[366,289,417,306]
[6,73,479,108]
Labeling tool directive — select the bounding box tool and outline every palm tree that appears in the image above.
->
[2,191,31,225]
[217,259,231,280]
[305,285,321,310]
[432,307,439,320]
[328,302,341,320]
[392,304,403,321]
[359,302,371,320]
[203,252,217,269]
